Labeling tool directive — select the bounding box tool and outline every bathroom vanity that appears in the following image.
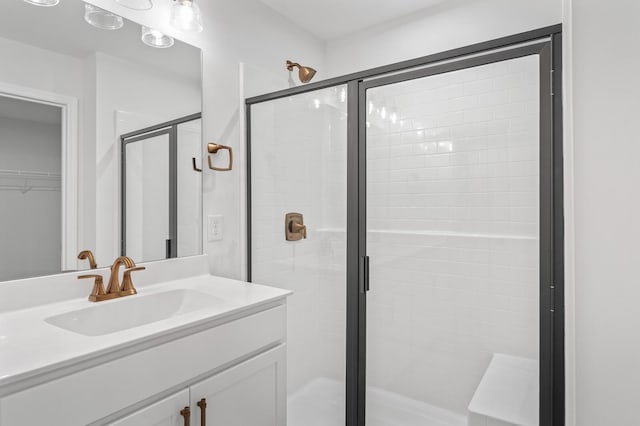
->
[0,256,290,426]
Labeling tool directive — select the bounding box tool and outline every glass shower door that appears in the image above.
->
[364,53,543,425]
[123,129,173,262]
[250,85,349,426]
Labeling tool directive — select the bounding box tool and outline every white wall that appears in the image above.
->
[0,37,84,98]
[325,0,562,77]
[561,2,575,425]
[571,0,639,425]
[177,119,203,258]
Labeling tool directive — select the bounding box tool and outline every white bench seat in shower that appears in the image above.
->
[468,353,538,426]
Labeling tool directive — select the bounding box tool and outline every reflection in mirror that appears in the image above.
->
[0,1,202,281]
[122,114,203,263]
[124,126,172,262]
[0,97,63,281]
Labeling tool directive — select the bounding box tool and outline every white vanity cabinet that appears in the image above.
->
[109,389,190,426]
[0,298,288,426]
[109,346,286,426]
[189,345,286,426]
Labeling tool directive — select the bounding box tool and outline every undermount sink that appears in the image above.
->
[45,289,225,336]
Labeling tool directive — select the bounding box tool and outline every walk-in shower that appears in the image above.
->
[246,25,563,426]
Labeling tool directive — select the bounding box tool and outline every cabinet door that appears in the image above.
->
[190,345,286,426]
[108,389,190,426]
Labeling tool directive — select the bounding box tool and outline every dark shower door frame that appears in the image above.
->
[120,112,202,259]
[245,25,564,426]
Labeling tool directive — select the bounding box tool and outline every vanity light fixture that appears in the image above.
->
[141,26,174,48]
[170,0,203,33]
[23,0,60,6]
[85,4,124,30]
[115,0,153,10]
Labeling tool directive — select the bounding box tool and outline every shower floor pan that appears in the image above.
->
[288,377,466,426]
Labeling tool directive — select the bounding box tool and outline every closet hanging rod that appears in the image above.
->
[0,185,60,192]
[0,169,62,179]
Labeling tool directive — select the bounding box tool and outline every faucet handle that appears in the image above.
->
[121,266,145,296]
[291,221,307,239]
[78,274,107,302]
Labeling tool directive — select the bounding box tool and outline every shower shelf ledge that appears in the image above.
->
[317,228,537,241]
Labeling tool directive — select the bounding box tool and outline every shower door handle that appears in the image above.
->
[166,239,172,259]
[359,256,370,293]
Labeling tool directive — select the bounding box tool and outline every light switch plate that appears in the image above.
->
[208,214,223,242]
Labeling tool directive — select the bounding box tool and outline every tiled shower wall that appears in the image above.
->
[366,55,540,414]
[251,88,348,397]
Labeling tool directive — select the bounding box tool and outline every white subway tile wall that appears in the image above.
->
[366,55,540,416]
[251,86,348,420]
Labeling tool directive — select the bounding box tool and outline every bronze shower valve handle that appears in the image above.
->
[290,221,307,239]
[285,212,307,241]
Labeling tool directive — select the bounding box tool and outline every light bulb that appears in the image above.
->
[84,4,124,30]
[141,26,174,48]
[23,0,60,6]
[170,0,203,33]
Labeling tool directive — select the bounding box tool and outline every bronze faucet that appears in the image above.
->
[78,256,145,302]
[78,250,98,269]
[106,256,135,295]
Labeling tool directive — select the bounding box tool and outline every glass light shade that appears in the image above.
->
[23,0,60,6]
[84,4,124,30]
[115,0,153,10]
[141,26,174,49]
[170,0,203,33]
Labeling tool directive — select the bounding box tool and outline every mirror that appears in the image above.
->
[0,1,202,281]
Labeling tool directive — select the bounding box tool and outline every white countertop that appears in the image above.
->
[0,273,291,394]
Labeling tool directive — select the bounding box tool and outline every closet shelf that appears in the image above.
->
[0,169,62,193]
